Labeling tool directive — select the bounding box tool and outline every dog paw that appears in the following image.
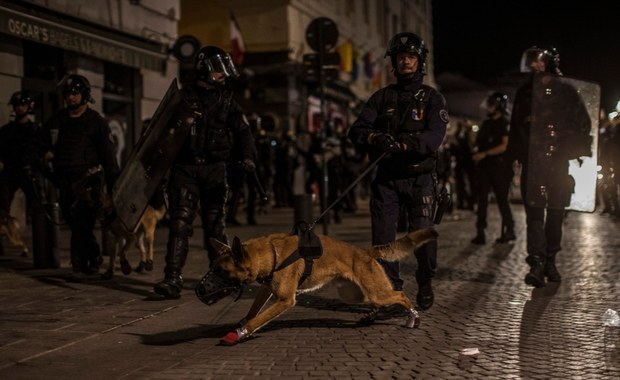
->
[120,259,132,275]
[145,260,153,271]
[135,261,146,273]
[219,331,241,346]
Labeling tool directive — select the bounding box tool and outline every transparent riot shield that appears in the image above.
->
[112,79,192,232]
[526,73,599,212]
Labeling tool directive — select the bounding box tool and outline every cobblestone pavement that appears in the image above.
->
[0,201,618,379]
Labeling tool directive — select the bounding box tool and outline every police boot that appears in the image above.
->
[496,225,516,243]
[415,272,434,310]
[154,237,188,299]
[524,255,546,288]
[154,272,183,299]
[471,229,486,245]
[544,252,562,282]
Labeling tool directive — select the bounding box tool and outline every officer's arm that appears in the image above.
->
[347,92,381,149]
[230,107,257,161]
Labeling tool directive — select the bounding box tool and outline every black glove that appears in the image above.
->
[241,159,256,173]
[371,133,402,153]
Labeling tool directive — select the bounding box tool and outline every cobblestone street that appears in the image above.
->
[0,201,618,379]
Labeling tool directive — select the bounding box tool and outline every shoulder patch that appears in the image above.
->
[439,109,449,123]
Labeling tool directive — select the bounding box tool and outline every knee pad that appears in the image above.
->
[170,207,194,236]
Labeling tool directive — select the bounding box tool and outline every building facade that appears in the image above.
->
[180,0,435,137]
[0,0,180,166]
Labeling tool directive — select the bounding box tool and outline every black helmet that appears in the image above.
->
[195,46,239,82]
[9,91,35,111]
[61,74,93,104]
[520,46,562,75]
[384,32,428,75]
[486,92,509,114]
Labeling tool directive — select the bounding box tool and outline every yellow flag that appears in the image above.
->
[338,41,353,73]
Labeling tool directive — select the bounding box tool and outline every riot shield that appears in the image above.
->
[526,74,599,212]
[113,79,192,232]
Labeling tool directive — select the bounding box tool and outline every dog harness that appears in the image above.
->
[258,221,323,286]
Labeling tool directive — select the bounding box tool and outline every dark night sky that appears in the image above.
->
[432,1,620,114]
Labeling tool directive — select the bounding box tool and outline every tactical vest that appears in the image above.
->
[182,87,234,164]
[383,83,432,136]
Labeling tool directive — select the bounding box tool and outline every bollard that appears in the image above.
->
[293,194,313,224]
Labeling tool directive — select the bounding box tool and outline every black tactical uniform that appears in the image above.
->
[0,91,49,262]
[44,75,119,278]
[154,46,256,299]
[471,92,515,244]
[507,46,592,288]
[348,32,448,311]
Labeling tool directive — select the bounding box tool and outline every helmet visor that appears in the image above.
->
[204,53,239,78]
[520,48,544,73]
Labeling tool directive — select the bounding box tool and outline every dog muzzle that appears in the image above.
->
[195,269,242,306]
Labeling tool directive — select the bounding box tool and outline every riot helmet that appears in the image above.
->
[61,74,93,105]
[9,91,35,113]
[485,92,509,115]
[520,46,562,75]
[195,46,239,83]
[384,32,428,75]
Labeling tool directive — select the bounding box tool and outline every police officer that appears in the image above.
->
[471,92,516,244]
[348,32,448,311]
[507,46,592,288]
[153,46,256,299]
[44,74,119,281]
[0,91,48,259]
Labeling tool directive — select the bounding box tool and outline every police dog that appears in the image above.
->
[209,228,437,345]
[99,193,166,279]
[0,212,29,257]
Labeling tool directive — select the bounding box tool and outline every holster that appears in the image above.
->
[433,186,451,224]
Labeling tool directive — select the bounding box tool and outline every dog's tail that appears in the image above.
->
[369,228,438,261]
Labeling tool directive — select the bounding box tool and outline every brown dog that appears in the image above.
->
[209,228,437,345]
[100,194,166,279]
[0,212,29,257]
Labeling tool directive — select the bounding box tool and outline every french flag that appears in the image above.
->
[230,12,245,66]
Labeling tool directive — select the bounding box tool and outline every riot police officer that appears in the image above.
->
[153,46,256,299]
[44,74,119,281]
[471,92,515,244]
[507,46,592,288]
[0,91,48,260]
[348,32,448,311]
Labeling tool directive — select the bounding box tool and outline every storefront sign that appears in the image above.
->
[0,4,167,71]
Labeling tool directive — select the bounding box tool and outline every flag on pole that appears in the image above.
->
[338,41,353,73]
[230,12,245,65]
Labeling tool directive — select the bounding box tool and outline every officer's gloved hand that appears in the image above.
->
[370,133,403,153]
[241,159,256,173]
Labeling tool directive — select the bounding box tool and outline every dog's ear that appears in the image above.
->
[232,236,244,264]
[209,238,231,256]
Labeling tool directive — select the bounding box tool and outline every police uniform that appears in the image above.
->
[473,114,514,241]
[0,117,50,260]
[508,67,592,287]
[158,84,255,295]
[45,107,119,274]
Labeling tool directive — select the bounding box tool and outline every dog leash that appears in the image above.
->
[308,152,387,231]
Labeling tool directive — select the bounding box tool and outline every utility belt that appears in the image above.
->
[380,156,436,179]
[55,165,104,196]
